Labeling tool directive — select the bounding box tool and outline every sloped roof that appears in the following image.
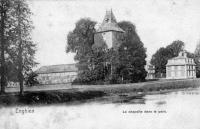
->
[96,10,124,33]
[166,50,196,66]
[170,50,188,60]
[171,56,186,60]
[35,64,78,74]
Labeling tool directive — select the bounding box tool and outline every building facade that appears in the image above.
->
[166,51,196,79]
[94,10,124,49]
[35,64,78,85]
[145,62,155,80]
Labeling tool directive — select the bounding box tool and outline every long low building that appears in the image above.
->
[35,64,78,85]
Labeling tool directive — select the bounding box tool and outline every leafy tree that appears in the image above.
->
[151,40,184,77]
[0,59,18,87]
[194,42,200,77]
[92,30,119,83]
[5,60,18,82]
[103,48,120,83]
[67,20,147,84]
[195,42,200,55]
[166,40,185,58]
[25,72,39,86]
[66,18,96,83]
[6,0,37,95]
[186,51,195,58]
[0,0,13,93]
[116,21,147,83]
[151,47,170,77]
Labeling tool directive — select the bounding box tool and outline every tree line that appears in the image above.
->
[195,42,200,77]
[66,18,147,84]
[0,0,37,95]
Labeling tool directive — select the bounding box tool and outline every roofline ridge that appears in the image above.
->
[42,63,76,67]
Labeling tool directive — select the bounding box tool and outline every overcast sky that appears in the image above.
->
[28,0,200,68]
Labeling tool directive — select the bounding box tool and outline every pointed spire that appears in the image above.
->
[96,9,124,33]
[103,9,117,24]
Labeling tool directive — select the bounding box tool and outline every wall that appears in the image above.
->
[166,65,196,79]
[94,31,122,49]
[37,71,77,85]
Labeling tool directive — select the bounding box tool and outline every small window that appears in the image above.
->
[105,18,109,22]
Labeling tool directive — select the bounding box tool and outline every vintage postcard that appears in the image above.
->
[0,0,200,129]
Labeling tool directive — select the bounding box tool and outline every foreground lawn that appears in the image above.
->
[0,78,199,106]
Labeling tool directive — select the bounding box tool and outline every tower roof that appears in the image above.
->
[96,10,124,33]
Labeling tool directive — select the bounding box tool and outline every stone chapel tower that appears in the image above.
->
[94,10,124,49]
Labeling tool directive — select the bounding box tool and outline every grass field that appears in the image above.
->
[0,78,199,106]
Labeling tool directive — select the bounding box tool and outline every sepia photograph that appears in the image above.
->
[0,0,200,129]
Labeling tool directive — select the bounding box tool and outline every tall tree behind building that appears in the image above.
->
[7,0,37,95]
[194,41,200,77]
[66,18,96,83]
[66,19,147,84]
[151,40,184,77]
[117,21,147,83]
